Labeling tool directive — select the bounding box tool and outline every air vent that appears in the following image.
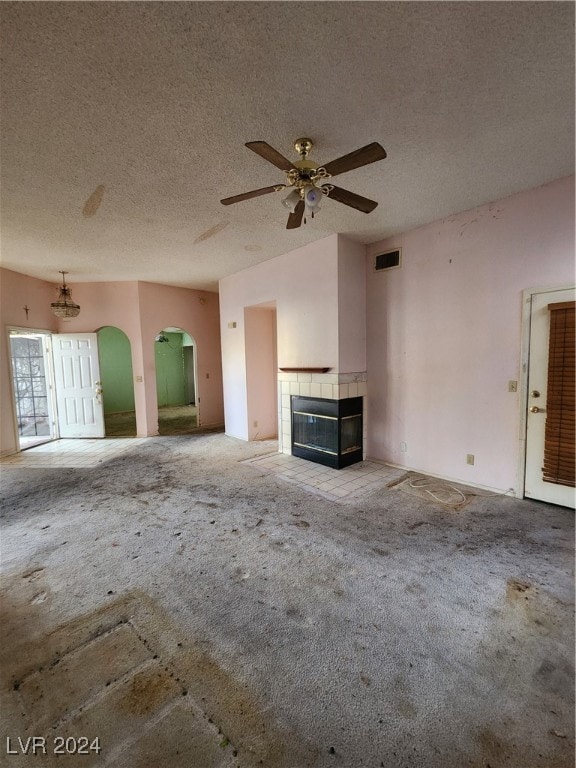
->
[374,248,401,271]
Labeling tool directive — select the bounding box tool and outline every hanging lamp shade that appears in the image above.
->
[51,271,80,319]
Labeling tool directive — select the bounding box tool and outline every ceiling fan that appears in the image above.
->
[220,138,387,229]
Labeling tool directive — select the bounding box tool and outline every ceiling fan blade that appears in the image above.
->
[220,185,283,206]
[246,141,295,172]
[322,142,387,178]
[286,200,305,229]
[325,185,378,213]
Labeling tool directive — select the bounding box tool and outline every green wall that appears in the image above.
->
[97,327,135,414]
[155,332,187,407]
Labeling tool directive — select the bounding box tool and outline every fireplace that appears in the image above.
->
[291,395,363,469]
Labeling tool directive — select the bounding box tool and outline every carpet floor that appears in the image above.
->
[104,405,200,437]
[0,432,573,767]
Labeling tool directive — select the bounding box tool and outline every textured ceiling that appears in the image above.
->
[1,1,574,292]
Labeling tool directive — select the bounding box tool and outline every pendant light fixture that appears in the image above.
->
[51,271,80,319]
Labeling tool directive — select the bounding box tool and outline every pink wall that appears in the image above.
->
[219,235,340,439]
[0,269,60,333]
[0,272,224,452]
[245,305,278,440]
[51,280,223,434]
[219,235,370,441]
[51,281,150,431]
[366,175,575,492]
[135,281,223,430]
[337,235,366,373]
[0,270,59,454]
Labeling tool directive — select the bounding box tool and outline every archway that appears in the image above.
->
[97,326,136,436]
[154,328,199,435]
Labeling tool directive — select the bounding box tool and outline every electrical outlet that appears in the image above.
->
[508,380,518,392]
[400,441,407,452]
[466,454,475,466]
[253,420,258,428]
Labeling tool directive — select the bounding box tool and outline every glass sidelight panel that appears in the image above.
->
[341,415,362,454]
[9,334,52,440]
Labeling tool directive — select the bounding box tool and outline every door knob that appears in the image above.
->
[530,406,541,413]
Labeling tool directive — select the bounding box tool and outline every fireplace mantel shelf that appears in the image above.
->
[279,367,331,373]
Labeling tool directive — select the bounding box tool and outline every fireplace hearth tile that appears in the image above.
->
[243,454,406,502]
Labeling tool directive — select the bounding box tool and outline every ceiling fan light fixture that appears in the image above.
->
[304,184,323,210]
[155,332,169,343]
[222,138,386,230]
[281,189,301,213]
[51,271,80,319]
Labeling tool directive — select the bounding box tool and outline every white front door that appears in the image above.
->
[525,287,575,508]
[52,333,105,438]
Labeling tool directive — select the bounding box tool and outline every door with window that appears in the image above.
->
[525,288,575,508]
[9,331,57,449]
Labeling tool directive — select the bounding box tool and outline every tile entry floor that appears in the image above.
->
[0,437,149,469]
[242,452,407,501]
[1,440,407,501]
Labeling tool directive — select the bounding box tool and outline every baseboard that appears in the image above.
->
[365,456,517,497]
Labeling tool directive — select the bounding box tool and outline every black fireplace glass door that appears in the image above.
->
[341,415,362,454]
[293,413,338,455]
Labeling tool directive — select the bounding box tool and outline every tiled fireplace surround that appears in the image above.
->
[277,370,368,458]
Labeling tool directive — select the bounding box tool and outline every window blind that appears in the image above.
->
[543,301,575,487]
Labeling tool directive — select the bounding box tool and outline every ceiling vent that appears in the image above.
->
[374,248,401,272]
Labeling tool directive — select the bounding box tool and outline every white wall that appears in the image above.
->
[366,175,575,492]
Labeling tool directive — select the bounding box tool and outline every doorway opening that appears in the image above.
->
[97,326,136,437]
[8,330,57,450]
[154,328,199,435]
